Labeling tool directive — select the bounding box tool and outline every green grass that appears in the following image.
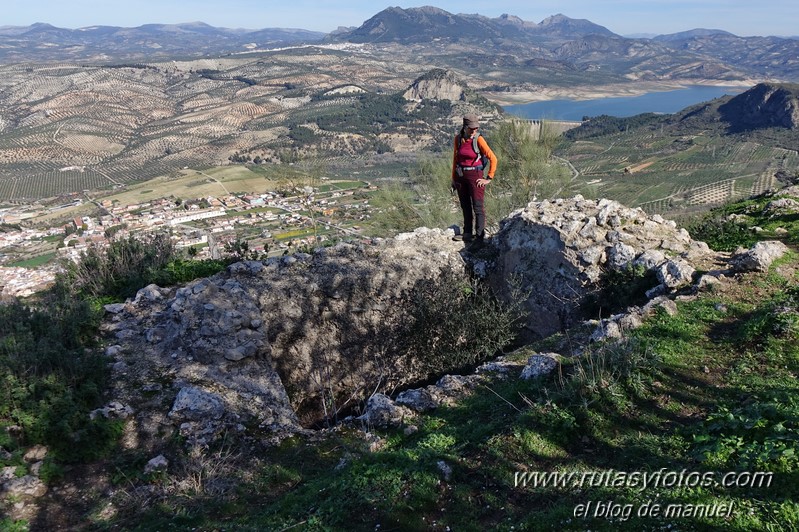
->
[6,252,57,268]
[96,259,799,531]
[687,191,799,251]
[557,120,799,216]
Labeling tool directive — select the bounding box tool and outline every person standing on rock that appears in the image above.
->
[451,114,497,244]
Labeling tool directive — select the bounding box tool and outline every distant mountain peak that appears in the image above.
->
[540,14,570,25]
[654,28,737,41]
[334,7,618,44]
[499,14,525,24]
[411,6,451,15]
[719,82,799,131]
[536,13,615,36]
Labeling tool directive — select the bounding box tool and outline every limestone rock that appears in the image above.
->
[22,445,47,463]
[359,393,411,428]
[763,198,799,215]
[476,355,525,378]
[403,69,466,102]
[730,241,788,272]
[657,259,695,288]
[520,353,561,379]
[169,387,225,422]
[104,303,126,314]
[105,344,124,357]
[395,388,437,412]
[488,196,716,340]
[696,274,722,290]
[643,296,679,317]
[89,401,134,421]
[607,243,637,269]
[591,320,623,343]
[1,466,17,482]
[633,249,667,270]
[2,475,47,499]
[144,454,169,474]
[134,284,166,303]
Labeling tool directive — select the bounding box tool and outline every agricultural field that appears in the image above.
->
[557,129,799,215]
[0,47,455,204]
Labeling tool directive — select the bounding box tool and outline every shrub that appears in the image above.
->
[692,394,799,472]
[740,285,799,340]
[391,272,526,377]
[0,233,233,465]
[61,232,176,299]
[367,157,457,237]
[555,338,662,406]
[152,258,229,286]
[0,294,112,463]
[686,214,757,252]
[368,119,569,236]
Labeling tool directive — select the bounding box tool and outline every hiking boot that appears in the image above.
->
[462,233,474,242]
[469,235,485,249]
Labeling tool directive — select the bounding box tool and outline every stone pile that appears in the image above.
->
[488,196,718,341]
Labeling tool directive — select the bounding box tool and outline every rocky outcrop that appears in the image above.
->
[101,197,730,448]
[719,83,799,131]
[730,240,788,272]
[487,196,717,341]
[520,353,562,379]
[403,69,467,102]
[101,228,469,447]
[1,444,49,521]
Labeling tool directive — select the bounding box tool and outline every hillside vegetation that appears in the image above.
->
[0,58,490,203]
[2,181,799,529]
[556,83,799,215]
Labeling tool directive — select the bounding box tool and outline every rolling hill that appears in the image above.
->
[557,83,799,214]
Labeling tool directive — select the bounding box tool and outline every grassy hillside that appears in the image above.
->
[51,246,796,531]
[556,87,799,217]
[3,191,799,530]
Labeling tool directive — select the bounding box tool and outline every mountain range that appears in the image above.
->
[0,21,326,62]
[1,7,798,83]
[1,7,798,207]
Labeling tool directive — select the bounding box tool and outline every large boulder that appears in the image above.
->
[487,196,715,341]
[730,241,788,272]
[102,228,469,442]
[101,197,722,445]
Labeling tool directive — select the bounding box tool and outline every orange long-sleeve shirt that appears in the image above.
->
[451,133,498,180]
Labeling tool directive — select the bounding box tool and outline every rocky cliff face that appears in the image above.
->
[402,69,467,102]
[720,82,799,131]
[101,197,731,450]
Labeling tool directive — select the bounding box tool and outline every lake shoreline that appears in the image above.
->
[484,79,758,106]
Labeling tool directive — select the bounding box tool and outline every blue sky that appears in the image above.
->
[4,1,797,37]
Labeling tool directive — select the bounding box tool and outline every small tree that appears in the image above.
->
[61,232,176,299]
[224,239,261,262]
[485,120,571,230]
